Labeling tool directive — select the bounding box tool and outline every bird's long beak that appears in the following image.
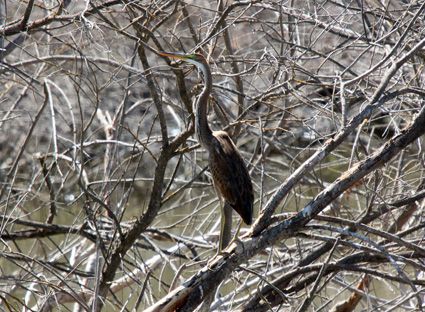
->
[158,51,201,69]
[158,51,187,60]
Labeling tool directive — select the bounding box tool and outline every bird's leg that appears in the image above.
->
[224,219,244,250]
[212,179,233,253]
[219,201,233,252]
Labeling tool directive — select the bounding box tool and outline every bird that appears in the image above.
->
[158,51,254,250]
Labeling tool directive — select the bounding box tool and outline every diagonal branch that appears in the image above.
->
[146,103,425,311]
[252,33,425,236]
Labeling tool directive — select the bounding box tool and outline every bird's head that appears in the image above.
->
[158,51,209,75]
[158,51,205,62]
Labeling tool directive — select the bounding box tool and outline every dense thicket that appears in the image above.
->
[1,1,425,311]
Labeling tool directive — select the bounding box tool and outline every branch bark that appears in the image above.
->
[145,104,425,311]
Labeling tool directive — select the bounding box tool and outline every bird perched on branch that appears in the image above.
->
[158,51,254,250]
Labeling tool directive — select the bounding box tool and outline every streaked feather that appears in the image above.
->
[209,131,253,225]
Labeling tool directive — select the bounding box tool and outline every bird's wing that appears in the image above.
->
[209,132,253,225]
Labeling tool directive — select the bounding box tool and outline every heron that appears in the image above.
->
[158,51,254,250]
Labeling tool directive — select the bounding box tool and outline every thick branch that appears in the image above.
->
[145,104,425,311]
[252,32,425,236]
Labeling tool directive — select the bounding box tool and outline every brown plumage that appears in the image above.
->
[158,51,254,248]
[210,130,253,225]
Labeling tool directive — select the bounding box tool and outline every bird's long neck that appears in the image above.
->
[195,62,214,150]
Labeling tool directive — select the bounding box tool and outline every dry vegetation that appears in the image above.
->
[1,1,425,311]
